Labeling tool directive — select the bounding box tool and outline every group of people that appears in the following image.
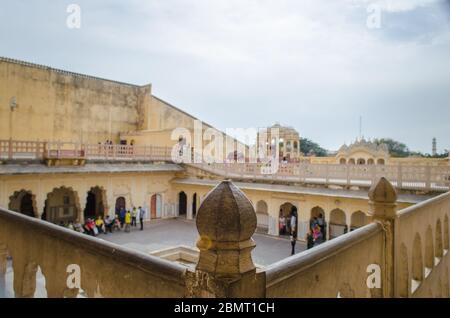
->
[279,209,327,255]
[306,213,327,249]
[60,206,146,237]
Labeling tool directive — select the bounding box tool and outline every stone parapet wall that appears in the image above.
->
[0,207,187,297]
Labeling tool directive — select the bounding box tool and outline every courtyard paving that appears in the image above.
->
[101,218,306,267]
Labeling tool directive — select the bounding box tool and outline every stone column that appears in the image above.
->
[188,181,264,298]
[368,177,398,298]
[187,193,193,220]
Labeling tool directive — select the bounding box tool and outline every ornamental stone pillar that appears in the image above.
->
[368,177,398,298]
[187,181,264,298]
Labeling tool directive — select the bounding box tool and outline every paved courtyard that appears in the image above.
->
[101,218,306,267]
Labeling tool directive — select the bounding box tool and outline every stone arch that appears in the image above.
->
[350,211,369,231]
[310,206,325,230]
[84,186,108,220]
[115,196,126,214]
[339,158,347,165]
[348,158,356,165]
[435,219,444,259]
[34,266,47,298]
[377,159,385,165]
[329,209,347,239]
[367,158,375,165]
[279,202,298,236]
[8,190,38,218]
[45,187,81,224]
[425,226,434,270]
[444,215,449,251]
[357,158,366,165]
[398,244,409,298]
[412,233,424,283]
[178,192,187,217]
[256,200,269,233]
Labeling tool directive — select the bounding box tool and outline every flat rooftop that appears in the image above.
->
[0,163,184,175]
[173,178,437,204]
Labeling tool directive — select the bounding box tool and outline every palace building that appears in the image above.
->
[1,57,449,298]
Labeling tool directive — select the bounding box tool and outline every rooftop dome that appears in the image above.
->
[195,180,257,278]
[196,180,256,242]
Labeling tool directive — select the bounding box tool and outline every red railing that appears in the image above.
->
[0,140,173,162]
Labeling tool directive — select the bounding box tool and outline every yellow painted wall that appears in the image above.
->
[0,58,149,144]
[122,96,250,161]
[0,171,177,223]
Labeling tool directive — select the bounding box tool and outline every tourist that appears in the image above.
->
[95,216,105,234]
[119,207,126,229]
[83,218,96,236]
[306,231,314,250]
[317,213,326,240]
[73,222,85,234]
[125,210,132,233]
[310,216,318,231]
[113,214,121,231]
[131,207,137,227]
[67,221,75,231]
[104,215,113,233]
[313,224,323,246]
[139,206,145,231]
[290,207,298,255]
[279,214,286,235]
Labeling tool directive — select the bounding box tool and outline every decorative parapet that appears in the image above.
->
[188,180,265,298]
[0,207,187,298]
[0,56,143,88]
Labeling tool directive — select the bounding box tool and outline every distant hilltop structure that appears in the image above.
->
[432,137,437,156]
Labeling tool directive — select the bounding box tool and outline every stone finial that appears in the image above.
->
[195,181,257,278]
[368,177,398,219]
[368,177,397,204]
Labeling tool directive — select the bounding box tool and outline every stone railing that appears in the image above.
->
[395,191,450,298]
[264,222,385,298]
[0,140,173,163]
[0,208,187,298]
[0,179,449,298]
[1,139,449,191]
[261,178,450,298]
[188,162,450,192]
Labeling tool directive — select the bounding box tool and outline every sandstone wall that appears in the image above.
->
[0,58,149,144]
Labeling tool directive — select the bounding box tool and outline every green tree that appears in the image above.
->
[373,138,411,158]
[300,138,328,157]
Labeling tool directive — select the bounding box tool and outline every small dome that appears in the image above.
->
[196,181,257,243]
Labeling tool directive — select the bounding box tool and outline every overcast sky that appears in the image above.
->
[1,0,449,153]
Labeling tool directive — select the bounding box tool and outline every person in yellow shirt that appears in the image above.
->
[95,216,105,234]
[125,210,132,233]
